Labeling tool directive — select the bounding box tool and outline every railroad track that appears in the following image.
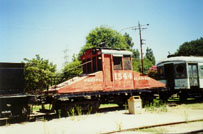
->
[104,119,203,134]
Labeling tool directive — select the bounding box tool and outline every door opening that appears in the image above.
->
[164,64,174,89]
[188,64,199,88]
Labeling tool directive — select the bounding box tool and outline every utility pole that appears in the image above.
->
[134,22,149,74]
[120,22,149,74]
[138,22,144,74]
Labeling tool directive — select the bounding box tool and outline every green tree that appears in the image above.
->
[132,58,153,74]
[78,26,129,59]
[175,37,203,56]
[123,32,140,59]
[147,66,158,79]
[62,55,82,80]
[23,55,57,92]
[143,57,154,73]
[145,47,156,65]
[123,32,134,49]
[132,58,141,72]
[132,49,140,59]
[63,26,137,80]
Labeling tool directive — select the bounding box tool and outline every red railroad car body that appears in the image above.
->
[50,48,165,95]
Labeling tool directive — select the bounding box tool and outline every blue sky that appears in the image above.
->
[0,0,203,70]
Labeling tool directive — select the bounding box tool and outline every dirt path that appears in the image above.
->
[0,103,203,134]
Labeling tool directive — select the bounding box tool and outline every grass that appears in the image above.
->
[136,127,169,133]
[99,104,119,109]
[31,104,51,112]
[67,105,93,121]
[67,108,76,120]
[144,99,168,112]
[168,97,180,102]
[87,106,92,115]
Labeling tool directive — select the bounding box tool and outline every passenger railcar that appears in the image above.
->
[157,56,203,99]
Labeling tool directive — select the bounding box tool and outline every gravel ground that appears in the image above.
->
[0,104,203,134]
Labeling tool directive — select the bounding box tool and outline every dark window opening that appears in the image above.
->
[175,64,186,78]
[82,60,87,74]
[82,55,102,74]
[97,56,102,71]
[87,58,91,73]
[93,57,97,72]
[164,63,174,88]
[113,57,122,70]
[158,66,165,79]
[123,55,132,70]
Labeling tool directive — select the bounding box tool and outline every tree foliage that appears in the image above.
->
[175,37,203,56]
[132,59,141,72]
[147,66,158,79]
[145,47,155,65]
[78,26,129,59]
[64,26,155,78]
[143,57,154,73]
[132,57,154,74]
[62,56,82,80]
[23,55,56,92]
[123,32,140,59]
[123,32,134,49]
[132,49,140,59]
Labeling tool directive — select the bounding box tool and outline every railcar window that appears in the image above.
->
[199,65,203,79]
[200,65,203,78]
[82,60,87,74]
[113,57,122,70]
[97,56,102,71]
[193,65,198,76]
[86,58,91,74]
[175,64,186,78]
[123,55,132,70]
[93,57,96,72]
[158,66,165,79]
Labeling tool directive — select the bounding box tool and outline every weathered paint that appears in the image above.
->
[56,70,165,94]
[103,54,113,90]
[57,71,103,94]
[114,70,134,90]
[51,48,165,94]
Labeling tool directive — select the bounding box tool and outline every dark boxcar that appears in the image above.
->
[0,63,29,119]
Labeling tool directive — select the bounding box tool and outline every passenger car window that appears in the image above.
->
[175,64,186,78]
[158,66,165,79]
[200,65,203,78]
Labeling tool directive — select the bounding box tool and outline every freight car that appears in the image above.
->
[0,63,30,120]
[157,56,203,100]
[48,48,166,115]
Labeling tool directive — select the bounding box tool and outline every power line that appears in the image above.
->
[120,22,149,74]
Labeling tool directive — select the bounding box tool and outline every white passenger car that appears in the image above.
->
[157,56,203,92]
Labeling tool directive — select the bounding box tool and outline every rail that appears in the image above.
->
[104,118,203,134]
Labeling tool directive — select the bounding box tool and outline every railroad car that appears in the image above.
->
[0,63,30,120]
[49,48,166,115]
[157,56,203,99]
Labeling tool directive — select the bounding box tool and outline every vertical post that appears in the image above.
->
[120,22,148,74]
[138,22,144,74]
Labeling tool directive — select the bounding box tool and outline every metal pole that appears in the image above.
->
[138,22,144,74]
[120,22,148,74]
